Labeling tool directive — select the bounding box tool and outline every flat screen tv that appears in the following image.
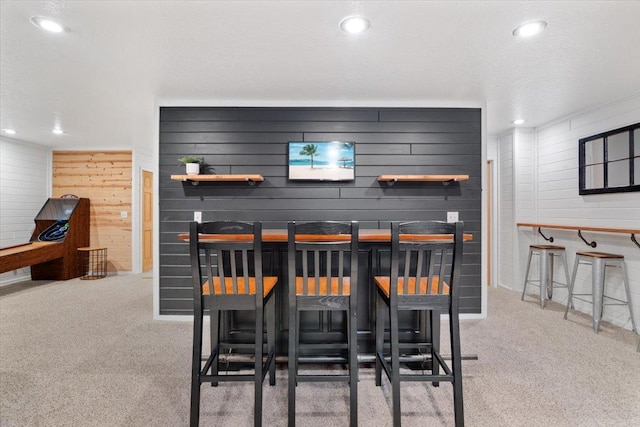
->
[288,141,355,181]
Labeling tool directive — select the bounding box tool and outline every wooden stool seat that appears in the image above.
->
[575,251,623,259]
[375,276,449,297]
[202,276,278,296]
[530,244,565,250]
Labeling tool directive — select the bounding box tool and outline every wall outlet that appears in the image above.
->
[447,211,459,223]
[194,211,202,223]
[120,211,128,218]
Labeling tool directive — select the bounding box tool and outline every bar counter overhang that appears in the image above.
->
[179,227,473,360]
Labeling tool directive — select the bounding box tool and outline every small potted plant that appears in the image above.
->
[178,156,203,175]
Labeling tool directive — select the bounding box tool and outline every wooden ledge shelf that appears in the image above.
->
[377,174,469,186]
[517,222,640,250]
[171,174,264,186]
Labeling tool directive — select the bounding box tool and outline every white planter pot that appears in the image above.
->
[185,163,200,175]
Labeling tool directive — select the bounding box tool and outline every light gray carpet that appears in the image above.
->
[1,275,638,426]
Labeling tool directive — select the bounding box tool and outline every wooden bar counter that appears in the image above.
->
[179,227,473,359]
[178,229,473,243]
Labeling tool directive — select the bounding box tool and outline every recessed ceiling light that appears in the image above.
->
[2,129,17,135]
[512,119,526,125]
[52,128,64,135]
[30,16,68,33]
[512,20,547,38]
[340,16,370,34]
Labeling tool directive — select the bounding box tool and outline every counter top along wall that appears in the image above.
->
[516,223,640,240]
[518,95,640,331]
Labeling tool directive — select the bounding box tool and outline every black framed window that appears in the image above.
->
[579,122,639,195]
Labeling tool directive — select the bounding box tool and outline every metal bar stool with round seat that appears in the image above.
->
[287,221,359,427]
[189,221,278,427]
[564,251,637,334]
[521,244,571,308]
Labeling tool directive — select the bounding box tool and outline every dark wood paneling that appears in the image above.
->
[159,107,482,324]
[379,108,481,122]
[160,107,379,122]
[160,120,480,133]
[305,132,480,144]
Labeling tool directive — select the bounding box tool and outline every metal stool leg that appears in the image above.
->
[564,256,581,320]
[561,250,573,309]
[620,260,637,333]
[547,252,555,300]
[521,248,534,301]
[592,259,605,333]
[539,249,550,309]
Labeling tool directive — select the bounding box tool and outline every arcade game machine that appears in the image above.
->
[29,197,90,280]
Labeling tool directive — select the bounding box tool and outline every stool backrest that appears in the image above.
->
[189,221,264,300]
[389,221,463,298]
[287,221,358,297]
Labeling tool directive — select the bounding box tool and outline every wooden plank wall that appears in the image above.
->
[532,98,639,330]
[52,151,132,272]
[159,107,482,315]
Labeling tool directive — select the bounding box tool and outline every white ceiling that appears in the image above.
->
[1,1,639,150]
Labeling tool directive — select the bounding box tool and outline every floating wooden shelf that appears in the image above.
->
[377,174,469,186]
[517,222,640,250]
[171,174,264,186]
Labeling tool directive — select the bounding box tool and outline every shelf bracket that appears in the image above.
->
[385,178,398,186]
[537,227,554,243]
[631,234,640,250]
[182,178,260,186]
[578,230,597,248]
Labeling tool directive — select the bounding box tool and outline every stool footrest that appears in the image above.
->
[524,280,568,288]
[399,373,454,382]
[296,374,350,382]
[570,294,631,306]
[200,374,254,383]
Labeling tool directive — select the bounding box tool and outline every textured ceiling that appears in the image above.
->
[1,1,639,150]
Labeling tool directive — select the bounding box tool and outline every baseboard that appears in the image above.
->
[0,272,31,287]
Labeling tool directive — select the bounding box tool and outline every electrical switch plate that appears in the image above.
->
[447,211,459,223]
[194,211,202,223]
[120,211,128,218]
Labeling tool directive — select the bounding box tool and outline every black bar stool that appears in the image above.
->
[189,221,278,427]
[287,221,359,427]
[374,221,465,427]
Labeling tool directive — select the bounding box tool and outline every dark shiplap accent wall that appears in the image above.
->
[159,107,481,315]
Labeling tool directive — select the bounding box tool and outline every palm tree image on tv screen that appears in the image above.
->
[288,141,355,181]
